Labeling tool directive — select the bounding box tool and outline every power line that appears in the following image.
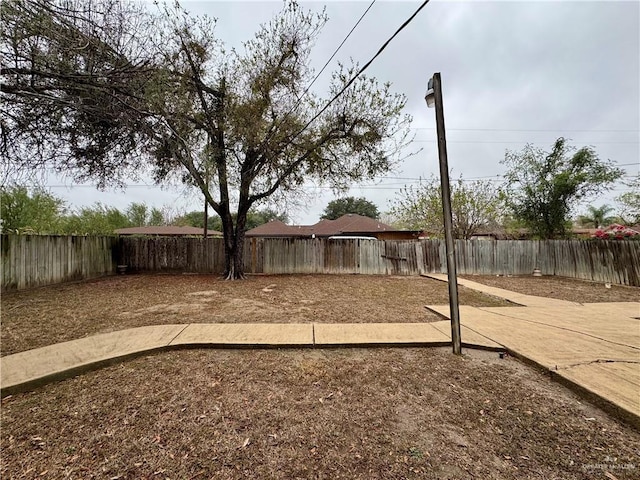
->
[260,1,376,150]
[41,174,636,191]
[298,0,376,105]
[40,165,638,189]
[410,127,639,133]
[272,0,431,157]
[412,140,640,145]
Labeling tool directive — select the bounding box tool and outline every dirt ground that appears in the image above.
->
[459,275,639,304]
[2,347,639,479]
[0,274,509,356]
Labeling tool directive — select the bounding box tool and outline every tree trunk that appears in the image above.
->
[221,210,248,280]
[223,237,245,279]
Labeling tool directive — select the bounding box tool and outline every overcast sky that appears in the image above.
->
[47,0,639,224]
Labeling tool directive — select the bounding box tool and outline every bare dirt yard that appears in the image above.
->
[1,274,510,356]
[2,347,639,479]
[459,275,640,304]
[3,275,640,478]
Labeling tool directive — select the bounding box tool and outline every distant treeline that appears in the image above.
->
[0,186,287,235]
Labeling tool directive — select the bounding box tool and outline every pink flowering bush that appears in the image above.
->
[592,224,640,240]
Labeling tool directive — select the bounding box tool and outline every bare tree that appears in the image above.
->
[1,0,413,278]
[389,175,503,239]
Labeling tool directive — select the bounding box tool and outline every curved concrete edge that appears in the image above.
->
[13,319,634,434]
[551,370,640,431]
[502,346,640,430]
[0,346,175,398]
[1,325,188,396]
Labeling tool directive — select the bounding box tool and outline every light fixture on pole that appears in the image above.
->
[425,77,435,108]
[425,72,462,355]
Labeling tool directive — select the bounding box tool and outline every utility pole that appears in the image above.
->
[204,162,210,239]
[203,196,208,239]
[426,72,462,355]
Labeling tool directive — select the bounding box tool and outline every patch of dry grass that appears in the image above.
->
[2,348,639,479]
[0,274,508,356]
[460,275,640,303]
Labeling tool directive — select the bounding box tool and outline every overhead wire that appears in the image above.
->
[38,1,640,197]
[410,127,639,133]
[288,0,376,115]
[41,174,636,191]
[259,0,376,149]
[269,0,431,156]
[411,140,639,145]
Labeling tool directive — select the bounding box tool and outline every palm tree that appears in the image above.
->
[577,204,616,228]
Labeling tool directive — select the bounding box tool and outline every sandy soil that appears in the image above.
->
[459,275,639,304]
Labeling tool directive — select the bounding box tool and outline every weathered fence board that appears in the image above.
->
[2,235,639,290]
[1,235,118,290]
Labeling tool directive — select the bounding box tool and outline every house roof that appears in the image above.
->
[309,214,396,236]
[572,227,598,236]
[115,226,222,236]
[244,220,313,237]
[246,214,405,238]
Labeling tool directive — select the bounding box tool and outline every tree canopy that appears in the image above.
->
[63,203,132,235]
[175,208,288,231]
[616,176,640,226]
[321,196,379,220]
[502,138,624,239]
[125,203,165,227]
[1,0,412,278]
[0,185,171,234]
[0,185,66,233]
[576,204,616,229]
[388,176,503,239]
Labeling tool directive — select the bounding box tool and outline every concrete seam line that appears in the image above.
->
[478,307,640,351]
[167,324,191,346]
[459,324,507,348]
[558,358,640,370]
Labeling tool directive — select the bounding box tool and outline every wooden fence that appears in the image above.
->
[2,235,639,290]
[1,234,117,290]
[117,237,640,286]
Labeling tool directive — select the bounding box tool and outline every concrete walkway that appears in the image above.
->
[2,276,638,426]
[0,322,501,397]
[423,273,583,307]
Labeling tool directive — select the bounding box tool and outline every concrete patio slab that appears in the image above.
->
[427,305,639,368]
[429,321,503,350]
[170,323,314,347]
[426,296,640,425]
[313,323,449,346]
[582,302,640,318]
[480,305,640,348]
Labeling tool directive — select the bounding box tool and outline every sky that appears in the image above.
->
[42,0,639,225]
